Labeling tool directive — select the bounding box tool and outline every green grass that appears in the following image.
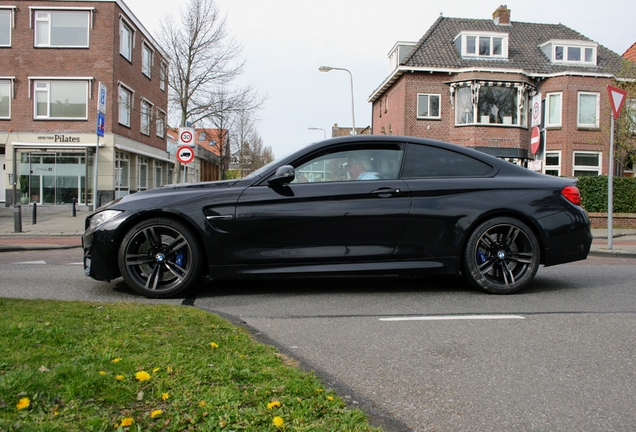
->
[0,298,381,432]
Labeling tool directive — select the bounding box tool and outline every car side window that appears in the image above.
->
[293,148,403,183]
[401,144,493,178]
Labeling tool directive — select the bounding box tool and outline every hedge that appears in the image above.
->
[577,176,636,213]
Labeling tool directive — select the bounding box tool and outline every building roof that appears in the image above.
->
[370,14,636,101]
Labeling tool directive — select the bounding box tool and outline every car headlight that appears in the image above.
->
[89,209,123,230]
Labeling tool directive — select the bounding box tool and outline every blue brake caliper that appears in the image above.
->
[477,250,487,265]
[175,249,185,267]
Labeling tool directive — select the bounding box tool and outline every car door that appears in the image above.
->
[229,144,412,268]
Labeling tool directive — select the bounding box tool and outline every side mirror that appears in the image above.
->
[268,165,295,185]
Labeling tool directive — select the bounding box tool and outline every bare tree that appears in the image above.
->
[232,113,273,176]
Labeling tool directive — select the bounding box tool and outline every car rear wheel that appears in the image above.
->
[462,217,539,294]
[118,217,203,298]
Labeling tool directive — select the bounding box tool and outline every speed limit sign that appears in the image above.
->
[178,127,195,146]
[177,145,195,164]
[531,93,542,127]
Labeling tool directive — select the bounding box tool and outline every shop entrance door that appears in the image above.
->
[18,151,87,205]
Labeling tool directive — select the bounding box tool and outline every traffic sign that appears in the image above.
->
[531,93,542,127]
[177,145,195,164]
[607,85,627,120]
[178,127,195,146]
[98,82,107,114]
[530,126,540,154]
[96,112,105,137]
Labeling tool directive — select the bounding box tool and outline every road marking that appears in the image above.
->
[68,262,84,265]
[380,315,525,322]
[14,260,47,265]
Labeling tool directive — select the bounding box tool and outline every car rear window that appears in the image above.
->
[402,144,493,178]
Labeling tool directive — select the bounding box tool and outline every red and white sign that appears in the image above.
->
[530,126,541,154]
[178,127,195,146]
[177,145,195,164]
[531,93,542,127]
[607,85,627,120]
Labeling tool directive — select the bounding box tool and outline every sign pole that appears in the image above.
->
[93,138,99,210]
[608,115,614,250]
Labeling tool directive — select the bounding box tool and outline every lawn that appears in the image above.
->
[0,298,381,431]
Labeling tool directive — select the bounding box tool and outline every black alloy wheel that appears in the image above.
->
[118,217,203,298]
[462,217,540,294]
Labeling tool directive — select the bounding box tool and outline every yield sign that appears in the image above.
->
[607,85,627,120]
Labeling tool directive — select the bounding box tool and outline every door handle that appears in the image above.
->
[371,188,401,197]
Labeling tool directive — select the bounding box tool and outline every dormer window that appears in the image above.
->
[455,32,508,59]
[541,40,597,66]
[388,42,416,71]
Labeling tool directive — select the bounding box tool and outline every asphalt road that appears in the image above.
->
[1,249,635,431]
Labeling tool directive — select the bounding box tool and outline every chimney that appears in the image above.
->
[492,5,511,25]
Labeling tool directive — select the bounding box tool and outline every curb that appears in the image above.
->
[588,249,636,259]
[0,244,82,253]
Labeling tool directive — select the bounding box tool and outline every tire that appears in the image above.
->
[462,217,540,294]
[118,217,203,298]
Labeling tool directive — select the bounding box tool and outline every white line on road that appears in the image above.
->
[380,315,525,322]
[13,260,47,265]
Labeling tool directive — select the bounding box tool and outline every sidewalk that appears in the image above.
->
[0,205,635,258]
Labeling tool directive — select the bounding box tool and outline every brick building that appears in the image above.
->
[0,0,172,207]
[369,5,636,177]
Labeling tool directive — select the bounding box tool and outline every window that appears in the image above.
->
[455,32,508,58]
[544,151,561,176]
[115,151,130,198]
[118,84,133,127]
[293,147,403,183]
[140,99,152,135]
[542,40,597,66]
[160,61,168,91]
[573,152,601,177]
[137,157,148,190]
[454,82,529,126]
[33,80,88,119]
[167,165,173,185]
[417,94,440,119]
[0,79,11,119]
[545,93,562,128]
[155,161,162,188]
[119,17,134,61]
[626,99,636,134]
[402,144,493,178]
[0,8,14,47]
[578,92,599,128]
[156,109,166,138]
[142,42,153,78]
[34,10,89,47]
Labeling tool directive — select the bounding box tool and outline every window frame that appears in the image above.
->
[0,77,13,119]
[0,7,15,47]
[137,156,148,191]
[140,98,153,135]
[544,151,561,176]
[156,109,166,138]
[545,92,562,128]
[548,42,597,66]
[453,81,530,127]
[154,161,162,188]
[118,82,134,127]
[577,91,600,128]
[142,40,154,78]
[160,61,168,91]
[456,32,508,59]
[115,151,130,197]
[119,16,134,62]
[32,78,89,120]
[33,9,91,48]
[416,93,441,119]
[573,151,602,177]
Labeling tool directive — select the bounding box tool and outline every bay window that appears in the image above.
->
[453,81,531,127]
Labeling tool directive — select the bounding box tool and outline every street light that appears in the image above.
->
[307,127,327,140]
[319,66,356,135]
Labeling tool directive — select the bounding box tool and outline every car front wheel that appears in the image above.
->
[462,217,540,294]
[118,217,203,298]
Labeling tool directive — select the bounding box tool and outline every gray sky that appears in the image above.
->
[124,0,636,157]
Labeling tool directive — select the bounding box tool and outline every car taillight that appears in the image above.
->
[561,185,581,206]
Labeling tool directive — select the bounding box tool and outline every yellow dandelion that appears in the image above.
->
[112,358,122,363]
[153,367,160,373]
[151,409,163,418]
[267,401,281,409]
[199,400,207,407]
[116,375,125,381]
[167,367,173,373]
[161,393,169,401]
[315,389,323,393]
[99,371,107,376]
[16,397,30,410]
[120,417,134,427]
[135,371,151,382]
[272,416,285,427]
[327,396,334,401]
[210,342,219,348]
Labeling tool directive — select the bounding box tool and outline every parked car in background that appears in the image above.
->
[82,135,592,298]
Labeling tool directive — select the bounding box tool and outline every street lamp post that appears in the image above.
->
[307,127,327,140]
[319,66,356,135]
